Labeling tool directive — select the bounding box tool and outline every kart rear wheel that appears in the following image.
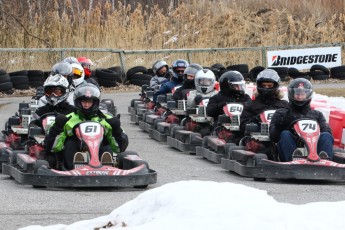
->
[134,185,148,189]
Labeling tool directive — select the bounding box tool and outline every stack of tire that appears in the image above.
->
[94,67,123,87]
[248,66,265,82]
[206,63,226,80]
[288,68,310,80]
[8,70,30,90]
[0,69,14,94]
[330,65,345,80]
[307,64,330,81]
[125,66,152,86]
[226,64,250,81]
[28,70,45,87]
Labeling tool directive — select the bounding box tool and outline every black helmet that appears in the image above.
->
[74,83,101,118]
[172,59,189,81]
[256,69,280,98]
[219,71,245,97]
[288,78,313,108]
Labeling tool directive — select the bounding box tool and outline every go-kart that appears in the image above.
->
[195,103,244,163]
[221,118,345,181]
[167,98,213,154]
[148,100,187,143]
[2,118,157,188]
[129,85,155,124]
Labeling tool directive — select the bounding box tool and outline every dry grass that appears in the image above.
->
[0,0,345,70]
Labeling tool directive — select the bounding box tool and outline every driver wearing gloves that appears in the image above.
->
[269,78,334,162]
[45,83,128,170]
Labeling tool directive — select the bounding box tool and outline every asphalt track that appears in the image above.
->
[1,91,345,229]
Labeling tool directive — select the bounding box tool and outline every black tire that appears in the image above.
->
[95,68,121,82]
[330,65,345,75]
[28,70,44,77]
[127,73,153,81]
[249,66,265,82]
[226,64,249,74]
[330,71,345,80]
[28,75,45,82]
[13,83,30,90]
[211,63,226,71]
[97,78,118,87]
[0,82,13,92]
[0,73,11,84]
[311,74,330,81]
[108,66,125,82]
[147,68,155,76]
[29,80,44,87]
[128,78,151,87]
[288,68,302,78]
[43,71,51,79]
[0,69,6,75]
[8,70,28,77]
[310,64,330,75]
[10,75,29,85]
[126,66,148,81]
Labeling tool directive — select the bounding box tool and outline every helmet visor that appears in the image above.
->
[73,68,83,78]
[44,87,65,97]
[291,88,312,101]
[197,78,213,86]
[230,81,245,92]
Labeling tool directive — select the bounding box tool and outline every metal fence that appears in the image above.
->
[0,43,345,74]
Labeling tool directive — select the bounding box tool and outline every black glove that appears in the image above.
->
[54,113,70,128]
[218,101,227,109]
[194,95,203,105]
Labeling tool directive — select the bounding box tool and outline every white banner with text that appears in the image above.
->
[267,47,341,69]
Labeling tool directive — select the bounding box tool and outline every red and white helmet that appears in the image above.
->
[77,57,93,77]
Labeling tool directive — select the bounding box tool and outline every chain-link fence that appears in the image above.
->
[0,43,344,74]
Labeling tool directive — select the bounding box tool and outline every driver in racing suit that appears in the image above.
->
[45,83,128,170]
[239,69,289,159]
[269,78,334,161]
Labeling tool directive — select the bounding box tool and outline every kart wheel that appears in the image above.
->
[253,153,267,182]
[134,185,148,189]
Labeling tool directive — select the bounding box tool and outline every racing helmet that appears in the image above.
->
[74,83,101,117]
[194,69,216,94]
[43,74,69,106]
[256,69,280,97]
[77,57,93,77]
[184,63,203,77]
[152,60,169,77]
[172,59,189,81]
[71,63,85,87]
[219,70,245,97]
[63,56,79,64]
[51,61,73,85]
[288,78,313,108]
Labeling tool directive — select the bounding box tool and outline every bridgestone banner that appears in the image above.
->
[267,47,342,69]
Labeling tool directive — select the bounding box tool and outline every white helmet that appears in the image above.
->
[63,56,79,64]
[43,74,70,106]
[71,63,85,87]
[195,69,216,94]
